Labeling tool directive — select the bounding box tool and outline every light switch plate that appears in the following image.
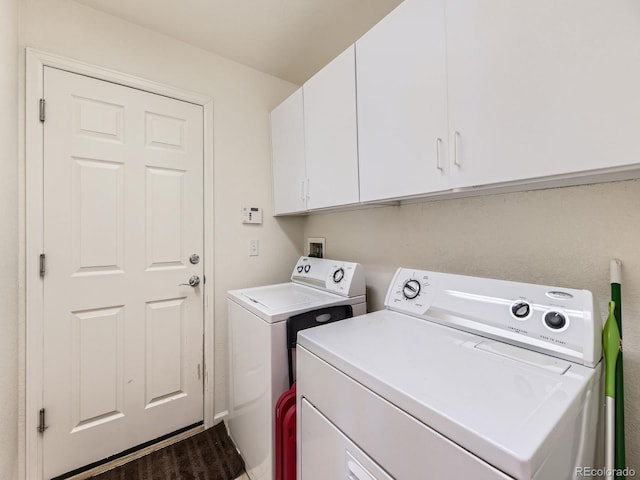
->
[249,239,259,256]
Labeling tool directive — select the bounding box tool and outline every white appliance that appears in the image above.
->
[297,268,603,480]
[227,256,366,480]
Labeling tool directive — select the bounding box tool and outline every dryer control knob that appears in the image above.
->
[333,268,345,283]
[511,301,531,319]
[544,311,567,330]
[402,279,421,300]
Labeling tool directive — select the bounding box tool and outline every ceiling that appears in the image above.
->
[72,0,403,85]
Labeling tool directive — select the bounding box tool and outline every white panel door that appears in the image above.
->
[446,0,640,188]
[42,67,204,478]
[271,88,307,215]
[303,45,360,210]
[357,0,449,202]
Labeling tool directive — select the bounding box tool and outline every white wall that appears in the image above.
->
[15,0,305,477]
[304,179,640,472]
[1,0,19,478]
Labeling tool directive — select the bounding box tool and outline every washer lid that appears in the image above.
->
[297,310,600,479]
[227,282,365,323]
[241,283,331,310]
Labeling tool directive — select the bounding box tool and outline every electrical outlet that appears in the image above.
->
[249,239,259,256]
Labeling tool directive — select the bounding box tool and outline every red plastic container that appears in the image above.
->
[275,382,297,480]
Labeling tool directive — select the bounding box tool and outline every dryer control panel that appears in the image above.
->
[385,268,602,367]
[291,256,366,298]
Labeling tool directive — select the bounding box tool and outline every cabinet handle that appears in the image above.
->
[305,178,310,200]
[300,180,306,202]
[453,130,461,167]
[436,138,443,171]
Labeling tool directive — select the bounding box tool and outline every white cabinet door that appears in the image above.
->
[357,0,448,202]
[446,0,640,189]
[304,46,360,210]
[271,88,307,215]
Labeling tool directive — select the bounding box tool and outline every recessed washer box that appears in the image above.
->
[307,237,325,258]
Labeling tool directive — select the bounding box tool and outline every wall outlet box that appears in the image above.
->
[307,237,325,258]
[242,207,263,224]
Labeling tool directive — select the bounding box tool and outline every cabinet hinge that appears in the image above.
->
[39,254,46,278]
[38,408,48,434]
[39,99,45,122]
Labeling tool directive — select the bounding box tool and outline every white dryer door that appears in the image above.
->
[300,399,393,480]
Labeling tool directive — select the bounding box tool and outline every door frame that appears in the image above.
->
[24,48,216,480]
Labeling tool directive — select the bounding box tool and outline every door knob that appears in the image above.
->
[180,275,200,287]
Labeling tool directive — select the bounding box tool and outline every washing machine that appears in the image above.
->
[297,268,603,480]
[227,256,366,480]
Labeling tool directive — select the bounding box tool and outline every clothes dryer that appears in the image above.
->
[297,268,603,480]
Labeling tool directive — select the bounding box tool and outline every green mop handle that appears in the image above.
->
[603,301,619,397]
[611,258,625,478]
[603,300,620,480]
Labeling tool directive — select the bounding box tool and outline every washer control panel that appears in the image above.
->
[291,256,366,298]
[385,268,601,367]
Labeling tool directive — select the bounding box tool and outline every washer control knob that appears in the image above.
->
[333,268,345,283]
[511,301,531,319]
[402,279,421,300]
[544,311,567,330]
[304,265,310,273]
[297,266,303,273]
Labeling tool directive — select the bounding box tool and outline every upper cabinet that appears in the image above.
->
[357,0,449,202]
[271,88,306,215]
[304,46,360,210]
[271,47,359,214]
[446,0,640,188]
[271,0,640,213]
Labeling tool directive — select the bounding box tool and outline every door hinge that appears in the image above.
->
[39,254,46,278]
[39,99,45,122]
[38,408,48,434]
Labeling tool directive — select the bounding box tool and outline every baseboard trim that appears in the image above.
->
[213,410,228,423]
